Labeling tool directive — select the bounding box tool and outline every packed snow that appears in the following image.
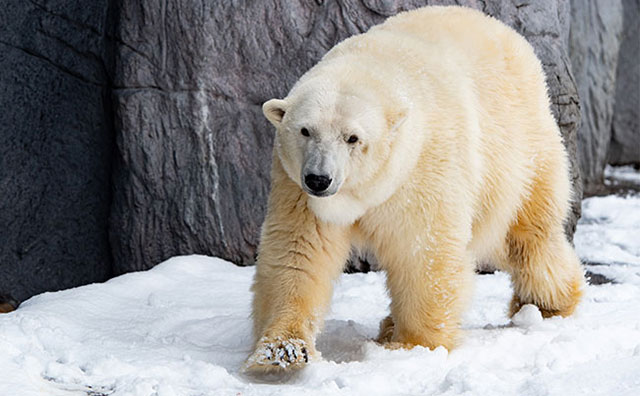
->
[1,192,640,395]
[605,164,640,185]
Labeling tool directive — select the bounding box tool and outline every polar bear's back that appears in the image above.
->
[322,5,551,121]
[380,6,547,92]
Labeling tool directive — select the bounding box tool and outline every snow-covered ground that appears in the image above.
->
[2,193,640,395]
[605,164,640,185]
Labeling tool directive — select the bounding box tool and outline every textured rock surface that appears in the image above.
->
[0,1,114,302]
[110,0,583,273]
[569,0,624,194]
[609,0,640,166]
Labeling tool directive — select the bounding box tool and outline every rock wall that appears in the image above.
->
[0,1,114,302]
[609,0,640,166]
[569,0,624,194]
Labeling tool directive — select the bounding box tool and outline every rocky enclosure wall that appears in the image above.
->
[608,0,640,166]
[569,0,623,194]
[1,0,637,302]
[0,0,114,302]
[569,0,640,193]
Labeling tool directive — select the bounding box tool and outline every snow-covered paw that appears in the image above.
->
[244,336,311,372]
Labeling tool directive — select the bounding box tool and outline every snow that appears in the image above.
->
[2,193,640,395]
[510,304,543,328]
[575,194,640,266]
[605,164,640,185]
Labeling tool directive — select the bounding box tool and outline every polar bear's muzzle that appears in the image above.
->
[301,143,343,198]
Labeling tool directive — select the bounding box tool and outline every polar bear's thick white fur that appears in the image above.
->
[246,5,585,372]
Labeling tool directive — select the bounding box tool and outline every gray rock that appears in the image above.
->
[0,0,114,302]
[570,0,624,194]
[110,0,583,273]
[609,0,640,166]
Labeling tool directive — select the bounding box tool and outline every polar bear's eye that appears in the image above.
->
[300,128,310,137]
[346,135,359,144]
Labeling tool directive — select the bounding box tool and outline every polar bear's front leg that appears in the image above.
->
[381,240,475,350]
[369,203,475,351]
[245,181,351,372]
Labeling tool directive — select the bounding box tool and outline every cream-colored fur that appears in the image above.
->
[246,6,585,372]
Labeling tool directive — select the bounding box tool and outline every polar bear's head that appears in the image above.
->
[263,76,407,207]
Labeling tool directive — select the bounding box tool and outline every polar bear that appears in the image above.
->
[246,5,585,371]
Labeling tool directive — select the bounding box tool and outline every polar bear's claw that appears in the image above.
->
[244,336,311,373]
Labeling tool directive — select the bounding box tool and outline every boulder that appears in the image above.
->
[0,1,114,302]
[110,0,583,273]
[569,0,624,194]
[608,0,640,166]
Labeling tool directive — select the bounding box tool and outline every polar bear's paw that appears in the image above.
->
[376,315,395,343]
[244,336,311,373]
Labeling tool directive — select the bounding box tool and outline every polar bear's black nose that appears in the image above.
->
[304,174,332,194]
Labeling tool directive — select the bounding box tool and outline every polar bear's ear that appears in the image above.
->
[263,99,289,126]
